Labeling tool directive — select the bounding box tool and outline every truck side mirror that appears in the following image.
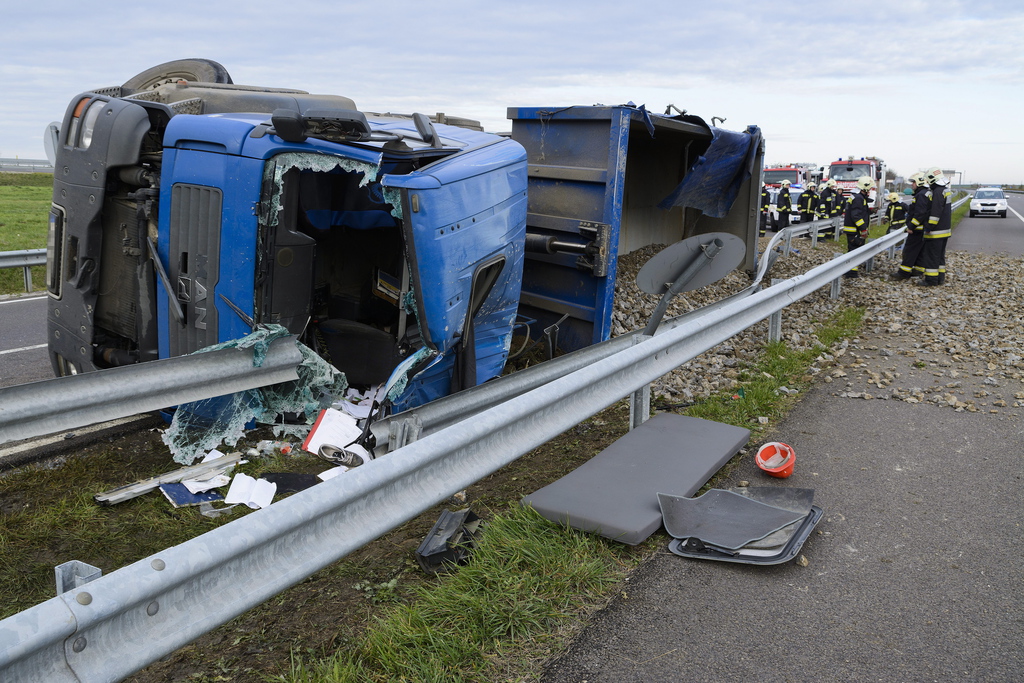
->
[272,109,307,143]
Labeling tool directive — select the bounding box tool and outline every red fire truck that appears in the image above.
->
[762,163,822,223]
[827,156,886,210]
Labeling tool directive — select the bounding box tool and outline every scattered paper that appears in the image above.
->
[202,449,228,463]
[338,402,374,419]
[302,408,363,455]
[182,474,231,494]
[318,467,347,481]
[225,472,277,509]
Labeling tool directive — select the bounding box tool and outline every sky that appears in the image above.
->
[1,0,1021,185]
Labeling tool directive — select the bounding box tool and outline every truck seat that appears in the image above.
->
[315,319,405,386]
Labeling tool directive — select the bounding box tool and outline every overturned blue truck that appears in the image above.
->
[45,59,764,413]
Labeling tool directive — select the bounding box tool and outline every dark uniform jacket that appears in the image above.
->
[777,187,792,215]
[843,192,870,235]
[886,200,907,227]
[797,189,818,216]
[925,184,952,239]
[906,185,930,232]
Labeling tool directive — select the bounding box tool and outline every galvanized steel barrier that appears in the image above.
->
[0,230,908,682]
[0,248,46,292]
[0,158,54,173]
[0,336,303,445]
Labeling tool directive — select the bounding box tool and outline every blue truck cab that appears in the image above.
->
[46,72,528,410]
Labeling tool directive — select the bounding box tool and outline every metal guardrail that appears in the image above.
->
[0,336,303,445]
[0,158,54,173]
[373,217,844,451]
[0,248,46,293]
[0,230,907,682]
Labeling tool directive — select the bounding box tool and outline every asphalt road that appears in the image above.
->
[542,215,1024,682]
[0,293,49,388]
[544,349,1023,682]
[948,191,1024,256]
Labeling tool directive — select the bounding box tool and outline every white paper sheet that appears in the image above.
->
[302,408,364,455]
[225,472,277,509]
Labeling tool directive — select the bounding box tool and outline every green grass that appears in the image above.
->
[0,306,867,681]
[0,444,309,619]
[0,173,52,293]
[276,504,635,683]
[275,307,867,682]
[0,169,872,681]
[684,307,864,433]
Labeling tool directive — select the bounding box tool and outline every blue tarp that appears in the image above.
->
[658,125,763,218]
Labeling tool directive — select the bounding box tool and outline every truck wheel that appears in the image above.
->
[121,59,233,94]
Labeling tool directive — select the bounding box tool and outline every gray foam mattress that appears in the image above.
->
[522,413,750,545]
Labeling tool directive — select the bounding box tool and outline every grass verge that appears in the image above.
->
[0,173,51,294]
[273,305,866,682]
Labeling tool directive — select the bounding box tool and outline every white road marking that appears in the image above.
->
[0,295,47,305]
[0,343,47,355]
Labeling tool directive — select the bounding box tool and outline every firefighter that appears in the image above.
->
[893,172,929,280]
[817,178,838,237]
[842,176,874,278]
[916,167,952,286]
[760,182,772,236]
[776,179,793,229]
[884,192,907,234]
[798,182,819,225]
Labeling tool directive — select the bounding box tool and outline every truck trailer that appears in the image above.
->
[45,59,763,413]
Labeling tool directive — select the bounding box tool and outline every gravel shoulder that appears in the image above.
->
[542,244,1024,682]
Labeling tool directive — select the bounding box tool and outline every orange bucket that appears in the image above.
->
[755,442,796,478]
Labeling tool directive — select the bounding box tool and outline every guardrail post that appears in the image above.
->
[782,230,793,257]
[629,335,651,430]
[810,226,819,247]
[830,253,843,299]
[388,413,423,451]
[24,266,33,292]
[767,279,783,341]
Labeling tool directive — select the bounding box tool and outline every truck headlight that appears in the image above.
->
[78,100,106,149]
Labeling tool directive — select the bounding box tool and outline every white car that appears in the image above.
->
[970,188,1008,218]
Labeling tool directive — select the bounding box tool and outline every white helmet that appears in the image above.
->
[924,167,945,184]
[856,176,876,192]
[780,179,791,186]
[908,171,925,185]
[806,182,817,190]
[826,178,837,189]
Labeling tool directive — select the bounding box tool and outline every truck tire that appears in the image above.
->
[121,59,233,94]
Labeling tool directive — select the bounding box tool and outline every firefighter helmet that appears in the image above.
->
[856,176,876,192]
[887,192,899,201]
[826,178,837,189]
[908,171,925,185]
[807,182,817,190]
[924,167,945,184]
[780,179,791,186]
